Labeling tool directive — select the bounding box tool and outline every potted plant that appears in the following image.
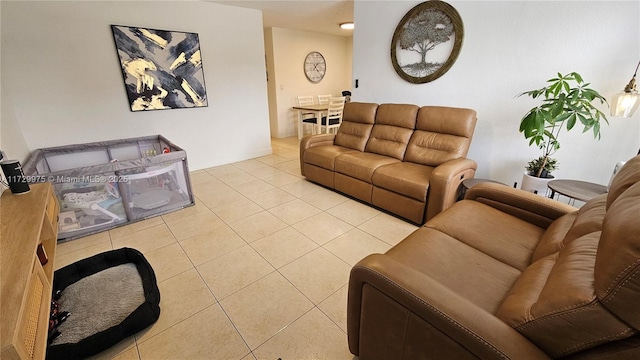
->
[518,72,608,194]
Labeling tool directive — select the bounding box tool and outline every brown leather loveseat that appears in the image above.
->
[300,102,477,224]
[347,155,640,359]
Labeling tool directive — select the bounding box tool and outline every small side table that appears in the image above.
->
[547,179,608,205]
[459,178,507,200]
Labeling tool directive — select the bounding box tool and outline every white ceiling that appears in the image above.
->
[209,0,354,37]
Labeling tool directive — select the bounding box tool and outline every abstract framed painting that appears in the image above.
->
[110,25,208,111]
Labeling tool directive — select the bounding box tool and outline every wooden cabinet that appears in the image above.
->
[1,183,59,360]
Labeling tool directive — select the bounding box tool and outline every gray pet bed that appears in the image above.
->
[47,248,160,360]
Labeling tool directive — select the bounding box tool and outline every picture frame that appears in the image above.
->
[390,1,464,84]
[110,25,208,111]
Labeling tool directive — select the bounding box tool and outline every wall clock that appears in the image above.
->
[304,51,326,83]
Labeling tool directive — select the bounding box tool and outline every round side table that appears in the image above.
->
[547,179,608,205]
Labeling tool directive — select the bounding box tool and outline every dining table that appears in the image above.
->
[292,103,329,138]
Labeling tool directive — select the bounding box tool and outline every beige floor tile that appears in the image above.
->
[180,226,247,266]
[204,164,245,178]
[279,179,324,198]
[317,285,349,333]
[245,165,283,180]
[246,188,297,209]
[268,199,322,225]
[111,224,176,254]
[160,198,212,223]
[54,241,114,270]
[138,304,250,360]
[108,347,139,360]
[189,170,217,186]
[56,231,111,256]
[256,154,289,165]
[300,187,350,210]
[250,227,318,268]
[197,185,246,209]
[211,197,263,223]
[164,210,221,241]
[87,336,136,360]
[292,212,354,245]
[326,200,381,226]
[190,177,228,197]
[252,308,353,360]
[220,272,314,350]
[135,268,216,343]
[279,248,351,304]
[216,169,258,187]
[358,212,419,246]
[272,159,301,173]
[324,228,392,266]
[142,243,193,282]
[271,148,299,160]
[197,245,275,300]
[241,353,257,360]
[109,217,165,240]
[232,178,277,197]
[228,211,289,243]
[232,159,269,172]
[262,170,300,187]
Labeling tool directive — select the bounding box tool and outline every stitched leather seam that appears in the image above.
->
[600,259,640,298]
[355,266,509,359]
[511,298,597,328]
[515,300,599,330]
[603,264,640,303]
[555,328,636,357]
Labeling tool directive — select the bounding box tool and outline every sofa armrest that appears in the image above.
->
[465,182,577,228]
[425,158,477,221]
[348,254,550,360]
[299,134,335,176]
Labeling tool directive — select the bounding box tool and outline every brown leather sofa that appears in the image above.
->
[347,155,640,359]
[299,102,477,224]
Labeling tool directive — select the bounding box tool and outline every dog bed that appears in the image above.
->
[47,247,160,360]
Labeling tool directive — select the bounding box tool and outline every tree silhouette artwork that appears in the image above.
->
[391,1,464,84]
[398,9,454,77]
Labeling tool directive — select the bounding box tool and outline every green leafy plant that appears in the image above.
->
[526,156,558,178]
[518,72,608,177]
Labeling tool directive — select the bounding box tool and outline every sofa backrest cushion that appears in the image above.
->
[595,157,640,330]
[335,102,378,151]
[606,154,640,210]
[404,106,477,166]
[495,156,640,357]
[364,104,418,160]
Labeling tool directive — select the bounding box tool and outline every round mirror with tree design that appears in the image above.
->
[391,0,464,84]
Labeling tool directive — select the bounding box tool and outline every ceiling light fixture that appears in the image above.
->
[340,22,354,30]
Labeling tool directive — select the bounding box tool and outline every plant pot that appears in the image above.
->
[521,172,554,196]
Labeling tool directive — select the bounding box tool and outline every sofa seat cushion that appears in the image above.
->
[335,152,399,183]
[385,227,522,314]
[425,200,545,271]
[371,162,434,201]
[303,145,359,171]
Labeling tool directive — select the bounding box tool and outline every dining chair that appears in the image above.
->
[317,94,332,105]
[320,96,345,134]
[297,95,317,139]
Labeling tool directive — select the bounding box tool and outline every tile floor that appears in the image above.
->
[54,137,419,360]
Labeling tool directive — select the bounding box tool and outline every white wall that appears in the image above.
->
[1,1,272,170]
[266,27,352,138]
[353,0,640,186]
